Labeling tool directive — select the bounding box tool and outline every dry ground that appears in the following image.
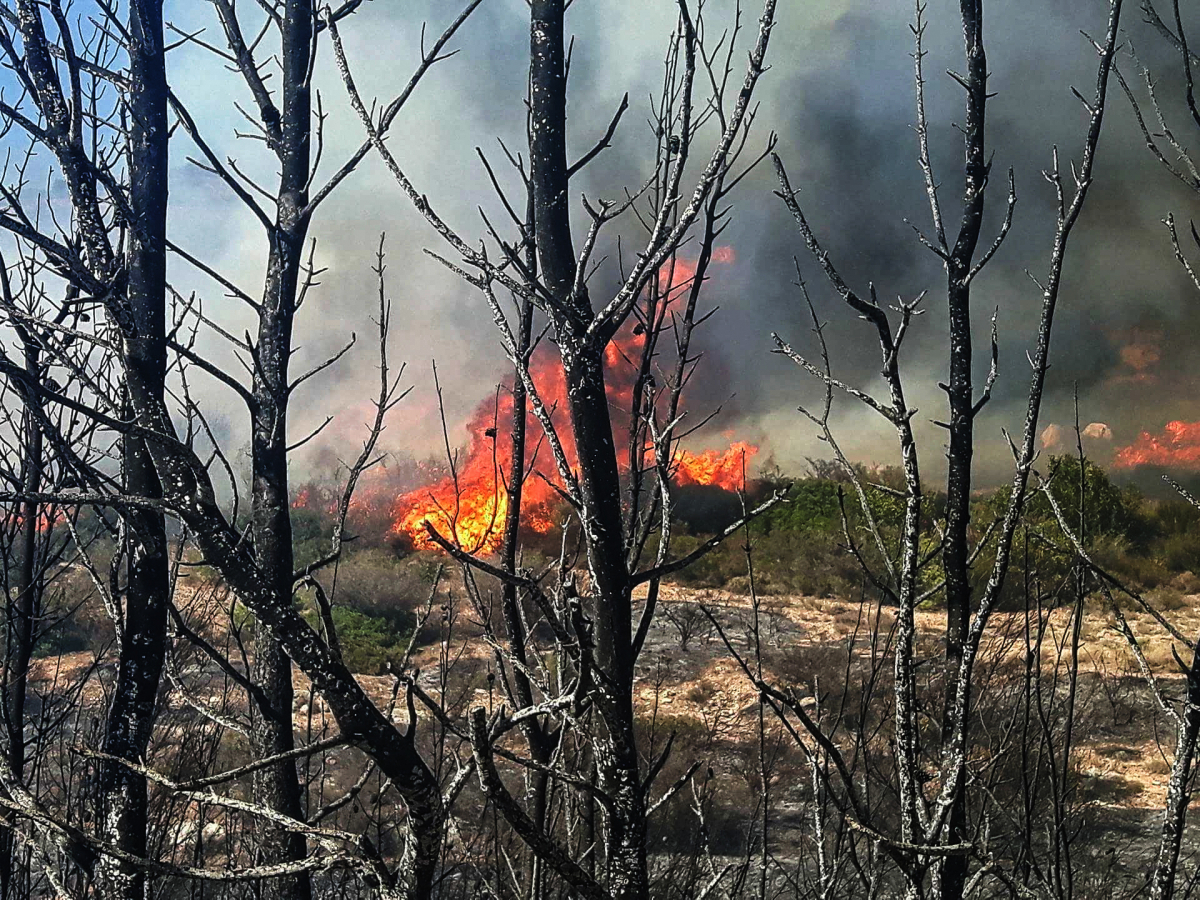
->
[30,580,1200,815]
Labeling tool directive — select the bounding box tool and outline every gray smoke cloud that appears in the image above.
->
[160,0,1200,488]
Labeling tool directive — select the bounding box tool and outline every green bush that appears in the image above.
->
[758,477,842,533]
[291,506,334,570]
[1020,455,1142,543]
[1160,531,1200,574]
[1144,498,1200,541]
[667,454,1200,603]
[1089,534,1168,591]
[667,525,864,598]
[305,606,410,674]
[292,546,438,671]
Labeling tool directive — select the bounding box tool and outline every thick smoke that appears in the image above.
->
[162,0,1200,488]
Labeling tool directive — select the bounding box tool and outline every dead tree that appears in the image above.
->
[150,1,479,894]
[1114,4,1200,896]
[751,0,1124,896]
[328,1,784,897]
[0,248,110,900]
[176,3,327,893]
[97,4,171,897]
[0,3,484,898]
[0,3,172,898]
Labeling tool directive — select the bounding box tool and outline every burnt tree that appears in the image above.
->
[329,1,783,897]
[757,0,1125,896]
[1114,3,1200,897]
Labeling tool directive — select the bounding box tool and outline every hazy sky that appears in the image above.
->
[136,1,1200,485]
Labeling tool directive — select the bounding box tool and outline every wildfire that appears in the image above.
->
[386,247,758,554]
[8,508,62,534]
[674,441,758,489]
[1114,420,1200,470]
[390,414,561,555]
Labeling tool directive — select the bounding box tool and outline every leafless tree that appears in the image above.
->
[726,0,1127,896]
[1110,4,1200,897]
[0,4,171,898]
[325,1,789,897]
[0,2,1192,899]
[0,1,487,898]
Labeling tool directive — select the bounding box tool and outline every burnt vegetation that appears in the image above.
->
[3,1,1200,899]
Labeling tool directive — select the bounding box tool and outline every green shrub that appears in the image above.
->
[1161,531,1200,574]
[1008,456,1140,542]
[305,606,410,674]
[292,547,438,670]
[758,478,842,533]
[331,548,436,628]
[291,506,334,570]
[668,455,1200,604]
[1091,534,1169,591]
[1145,498,1200,541]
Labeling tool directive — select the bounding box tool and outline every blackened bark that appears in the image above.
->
[530,3,647,896]
[469,708,608,900]
[97,3,170,898]
[500,299,535,712]
[1150,664,1200,900]
[500,190,556,898]
[942,0,989,702]
[0,2,448,895]
[529,0,577,305]
[0,345,42,900]
[89,369,448,897]
[5,353,41,779]
[562,349,648,899]
[248,3,316,898]
[940,4,988,896]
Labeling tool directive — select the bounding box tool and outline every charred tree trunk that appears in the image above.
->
[561,349,647,899]
[248,4,316,898]
[97,3,171,898]
[5,360,40,779]
[499,188,556,900]
[0,0,461,895]
[1150,659,1200,900]
[0,344,43,900]
[939,4,988,896]
[529,3,647,896]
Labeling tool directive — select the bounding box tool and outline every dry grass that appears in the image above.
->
[30,577,1199,816]
[628,582,1200,811]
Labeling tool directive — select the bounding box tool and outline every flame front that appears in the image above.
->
[674,441,758,489]
[385,248,758,553]
[1114,420,1200,470]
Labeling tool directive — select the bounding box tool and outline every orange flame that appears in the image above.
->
[10,508,62,533]
[353,247,754,554]
[1114,420,1200,470]
[674,441,758,489]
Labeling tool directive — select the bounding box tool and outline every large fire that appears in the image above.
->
[386,249,758,554]
[1114,420,1200,470]
[674,441,759,487]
